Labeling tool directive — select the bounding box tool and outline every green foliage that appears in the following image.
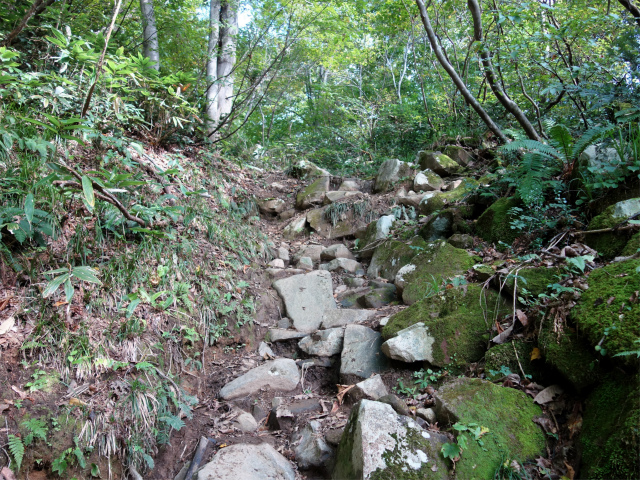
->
[22,418,48,446]
[8,434,24,471]
[43,265,102,303]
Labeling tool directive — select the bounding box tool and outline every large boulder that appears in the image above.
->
[417,178,479,217]
[307,204,369,239]
[434,378,546,480]
[585,198,640,259]
[332,399,450,480]
[219,359,300,400]
[257,198,286,215]
[357,215,396,259]
[416,151,462,176]
[475,196,521,245]
[443,145,474,166]
[321,243,356,261]
[197,443,295,480]
[373,158,414,193]
[399,241,477,305]
[367,237,428,282]
[414,169,444,192]
[288,159,331,179]
[294,420,335,470]
[381,322,433,363]
[273,270,336,333]
[296,176,330,209]
[340,325,389,383]
[382,284,510,368]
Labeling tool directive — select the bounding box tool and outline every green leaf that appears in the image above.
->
[64,278,74,303]
[81,176,95,212]
[24,193,34,224]
[441,442,461,460]
[43,273,70,298]
[71,266,102,284]
[8,434,24,471]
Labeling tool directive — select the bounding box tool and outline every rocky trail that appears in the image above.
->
[154,147,639,480]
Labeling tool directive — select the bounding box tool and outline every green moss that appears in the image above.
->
[585,205,636,259]
[571,259,640,359]
[579,372,640,479]
[333,406,359,479]
[295,176,329,208]
[384,284,510,367]
[503,266,561,298]
[401,241,478,305]
[475,197,521,245]
[419,194,445,216]
[367,237,427,281]
[440,178,479,204]
[436,378,546,480]
[538,321,601,391]
[484,341,545,382]
[621,231,640,257]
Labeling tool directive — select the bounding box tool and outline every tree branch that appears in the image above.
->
[1,0,45,47]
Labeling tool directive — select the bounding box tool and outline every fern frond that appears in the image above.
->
[571,124,615,158]
[615,106,640,123]
[500,139,563,161]
[8,434,24,471]
[516,153,556,207]
[548,124,573,160]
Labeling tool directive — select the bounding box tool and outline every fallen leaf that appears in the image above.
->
[515,309,528,326]
[336,384,355,404]
[69,397,88,407]
[530,347,542,361]
[0,403,9,412]
[491,323,514,344]
[53,301,68,307]
[1,466,18,480]
[11,385,26,399]
[564,461,575,480]
[330,401,340,414]
[0,317,15,335]
[533,384,564,404]
[607,296,615,305]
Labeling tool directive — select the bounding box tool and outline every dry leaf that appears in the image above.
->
[533,384,564,404]
[0,317,15,335]
[515,309,528,326]
[492,323,514,344]
[336,384,355,404]
[69,397,88,407]
[11,385,26,399]
[530,347,542,361]
[1,467,18,480]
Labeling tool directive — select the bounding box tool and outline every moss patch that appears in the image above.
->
[401,241,478,305]
[384,284,510,367]
[621,231,640,257]
[484,341,545,382]
[503,266,561,298]
[571,258,640,359]
[475,196,521,245]
[435,378,546,480]
[585,205,635,259]
[367,237,428,281]
[579,372,640,480]
[295,176,329,209]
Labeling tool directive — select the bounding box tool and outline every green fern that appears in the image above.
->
[571,124,615,158]
[22,418,48,446]
[8,434,24,471]
[549,124,573,160]
[500,139,563,162]
[516,153,556,206]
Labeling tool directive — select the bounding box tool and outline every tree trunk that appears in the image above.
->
[617,0,640,26]
[216,0,237,122]
[467,0,541,141]
[206,0,221,134]
[414,0,508,143]
[1,0,45,47]
[139,0,159,70]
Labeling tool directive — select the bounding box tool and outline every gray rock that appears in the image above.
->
[320,257,363,274]
[360,287,396,308]
[377,394,410,416]
[367,237,426,281]
[340,325,389,383]
[416,151,462,177]
[298,328,344,357]
[257,198,286,215]
[268,259,285,268]
[414,169,444,192]
[416,408,437,423]
[277,247,290,263]
[273,270,336,333]
[324,191,362,204]
[396,193,427,210]
[443,145,474,166]
[233,410,258,432]
[348,374,388,402]
[344,277,366,288]
[448,233,474,249]
[293,244,324,263]
[289,159,331,180]
[394,263,416,295]
[419,212,453,241]
[296,176,330,209]
[279,208,296,221]
[358,215,396,259]
[277,317,291,329]
[321,244,355,261]
[339,180,360,191]
[374,158,414,193]
[197,443,295,480]
[612,198,640,218]
[296,256,314,271]
[324,428,344,447]
[294,420,334,470]
[219,359,300,400]
[337,287,370,309]
[321,309,375,328]
[267,328,311,342]
[332,400,449,480]
[307,206,367,239]
[381,322,433,363]
[258,341,275,359]
[283,216,307,240]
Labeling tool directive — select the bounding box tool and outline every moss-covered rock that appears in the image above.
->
[357,215,395,259]
[585,203,639,259]
[443,145,473,167]
[621,231,640,257]
[383,284,510,367]
[374,158,414,193]
[538,320,602,391]
[367,237,427,281]
[417,179,479,217]
[296,176,330,209]
[400,241,478,305]
[571,259,640,360]
[579,372,640,480]
[502,266,561,298]
[475,196,521,245]
[434,378,546,480]
[484,341,545,382]
[417,151,462,177]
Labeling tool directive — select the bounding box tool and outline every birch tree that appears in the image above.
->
[140,0,160,70]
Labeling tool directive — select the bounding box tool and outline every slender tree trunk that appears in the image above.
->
[1,0,45,47]
[415,0,507,143]
[617,0,640,26]
[139,0,160,70]
[217,0,237,122]
[206,0,221,134]
[467,0,541,141]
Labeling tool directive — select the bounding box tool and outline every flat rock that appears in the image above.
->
[197,443,295,480]
[273,270,336,333]
[381,322,433,363]
[298,328,344,357]
[296,256,313,271]
[339,180,360,191]
[296,176,330,209]
[307,206,367,239]
[320,257,363,274]
[373,158,414,193]
[414,169,444,192]
[340,325,389,383]
[257,198,286,215]
[348,374,388,402]
[321,244,355,261]
[332,400,449,480]
[324,190,362,204]
[321,309,375,328]
[219,359,300,400]
[233,410,258,432]
[293,420,334,470]
[267,328,310,342]
[283,216,307,240]
[293,244,324,263]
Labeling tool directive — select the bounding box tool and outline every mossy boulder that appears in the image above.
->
[288,159,331,179]
[357,215,396,259]
[443,145,473,167]
[417,151,462,177]
[400,241,478,305]
[296,176,330,209]
[374,158,414,193]
[382,284,510,367]
[367,237,427,281]
[579,372,640,480]
[475,196,521,245]
[502,266,561,298]
[538,320,602,391]
[585,199,640,259]
[417,179,479,217]
[434,378,546,480]
[484,341,545,382]
[621,231,640,256]
[418,208,470,242]
[571,259,640,360]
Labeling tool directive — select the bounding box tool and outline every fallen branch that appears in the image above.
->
[576,224,639,235]
[183,437,214,480]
